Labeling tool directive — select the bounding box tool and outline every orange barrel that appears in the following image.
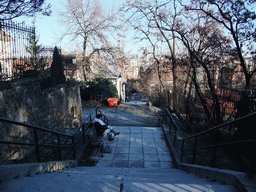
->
[107,98,118,107]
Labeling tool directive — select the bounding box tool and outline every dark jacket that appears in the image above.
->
[94,122,108,136]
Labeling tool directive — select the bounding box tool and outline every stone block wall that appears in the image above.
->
[0,79,82,163]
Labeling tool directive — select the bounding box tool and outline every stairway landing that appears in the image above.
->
[90,126,172,169]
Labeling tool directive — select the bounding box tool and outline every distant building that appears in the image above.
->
[62,54,77,80]
[108,76,125,102]
[62,53,126,102]
[0,30,14,79]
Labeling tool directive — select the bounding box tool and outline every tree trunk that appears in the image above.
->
[230,24,251,89]
[186,76,193,119]
[172,58,176,109]
[203,65,222,125]
[82,65,87,81]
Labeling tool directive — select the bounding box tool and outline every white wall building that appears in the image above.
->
[0,30,14,79]
[109,76,126,102]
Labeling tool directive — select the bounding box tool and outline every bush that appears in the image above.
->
[79,81,93,100]
[80,77,118,102]
[50,46,66,84]
[22,70,39,78]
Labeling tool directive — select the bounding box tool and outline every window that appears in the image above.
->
[219,67,233,89]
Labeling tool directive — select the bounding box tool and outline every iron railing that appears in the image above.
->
[0,20,34,81]
[163,107,256,178]
[0,107,107,163]
[0,20,54,82]
[164,107,187,146]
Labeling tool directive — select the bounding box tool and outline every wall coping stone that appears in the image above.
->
[0,160,77,182]
[161,114,256,192]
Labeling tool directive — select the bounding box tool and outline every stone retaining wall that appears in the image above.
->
[0,79,82,163]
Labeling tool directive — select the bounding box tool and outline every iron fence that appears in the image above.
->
[0,20,54,81]
[0,20,33,80]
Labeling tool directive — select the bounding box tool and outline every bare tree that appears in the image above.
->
[124,0,179,108]
[124,0,241,125]
[176,12,234,125]
[60,0,122,81]
[186,0,256,89]
[0,0,51,20]
[90,46,128,78]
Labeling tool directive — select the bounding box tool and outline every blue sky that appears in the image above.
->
[14,0,143,55]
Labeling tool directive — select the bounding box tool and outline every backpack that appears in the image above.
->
[107,132,114,141]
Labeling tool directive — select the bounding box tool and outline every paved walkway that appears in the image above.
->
[92,126,172,169]
[0,105,241,191]
[0,126,237,192]
[82,103,160,127]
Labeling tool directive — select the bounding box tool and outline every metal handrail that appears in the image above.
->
[0,107,108,163]
[0,140,72,148]
[181,139,255,151]
[165,107,186,145]
[164,107,190,163]
[183,112,256,140]
[181,113,256,168]
[0,117,71,137]
[163,108,256,178]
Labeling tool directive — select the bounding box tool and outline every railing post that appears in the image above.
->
[211,130,219,167]
[168,111,172,135]
[33,128,40,162]
[160,111,164,127]
[163,109,166,124]
[168,118,171,135]
[181,139,185,162]
[82,123,85,143]
[192,136,198,164]
[160,113,164,127]
[173,124,177,146]
[211,145,217,168]
[72,136,76,159]
[159,116,162,127]
[248,141,256,179]
[57,134,62,161]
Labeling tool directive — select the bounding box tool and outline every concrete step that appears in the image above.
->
[0,166,236,192]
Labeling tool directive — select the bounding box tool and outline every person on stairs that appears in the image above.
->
[94,114,120,140]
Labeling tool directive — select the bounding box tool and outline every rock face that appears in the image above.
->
[0,80,82,163]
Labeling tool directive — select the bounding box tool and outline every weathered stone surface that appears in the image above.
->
[0,80,82,163]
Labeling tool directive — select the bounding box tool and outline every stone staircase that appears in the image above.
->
[0,166,236,192]
[0,126,239,192]
[2,103,256,191]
